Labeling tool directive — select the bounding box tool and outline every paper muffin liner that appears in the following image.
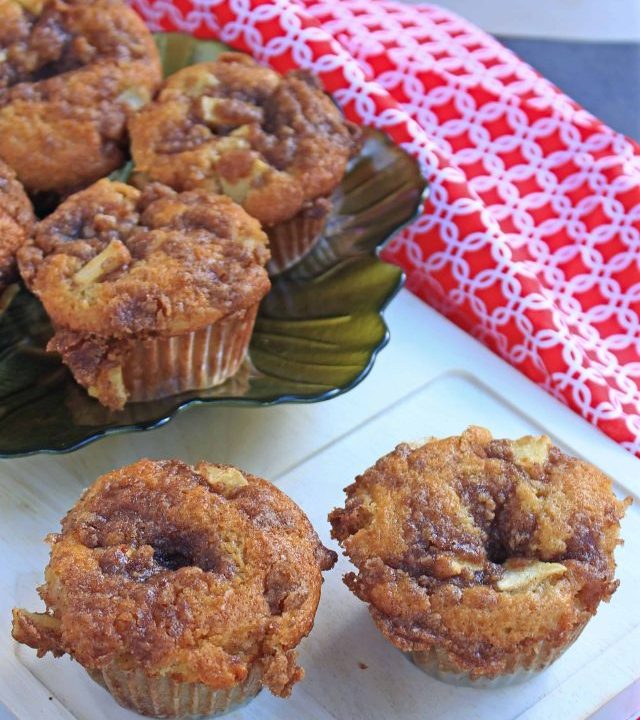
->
[121,303,259,404]
[267,198,331,275]
[408,621,587,688]
[87,663,262,718]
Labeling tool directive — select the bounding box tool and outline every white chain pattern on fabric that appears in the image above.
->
[130,0,640,456]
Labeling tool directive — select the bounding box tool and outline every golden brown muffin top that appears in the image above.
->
[330,427,630,678]
[0,157,34,289]
[129,53,360,226]
[0,0,161,193]
[0,0,154,89]
[18,179,270,337]
[13,459,337,695]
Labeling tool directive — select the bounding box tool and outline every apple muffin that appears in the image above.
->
[0,157,33,306]
[329,426,630,686]
[17,179,270,410]
[0,0,161,195]
[13,459,337,717]
[129,53,360,272]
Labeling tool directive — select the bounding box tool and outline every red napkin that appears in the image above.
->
[132,0,640,457]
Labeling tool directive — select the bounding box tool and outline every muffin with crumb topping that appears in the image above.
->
[329,426,630,687]
[129,52,360,273]
[17,179,270,410]
[0,0,161,195]
[0,158,33,309]
[13,458,337,718]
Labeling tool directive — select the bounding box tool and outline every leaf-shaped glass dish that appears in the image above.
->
[0,33,427,456]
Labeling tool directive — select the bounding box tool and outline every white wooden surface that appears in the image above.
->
[1,290,639,720]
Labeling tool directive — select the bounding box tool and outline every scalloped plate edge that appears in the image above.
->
[1,266,406,457]
[1,168,428,457]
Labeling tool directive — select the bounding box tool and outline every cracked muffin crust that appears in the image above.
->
[0,157,33,296]
[329,426,630,682]
[13,459,337,715]
[18,179,270,409]
[129,53,360,228]
[0,0,161,194]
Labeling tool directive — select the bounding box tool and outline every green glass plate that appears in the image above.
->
[0,33,428,456]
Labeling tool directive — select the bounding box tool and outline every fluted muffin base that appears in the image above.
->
[122,304,259,403]
[409,622,586,688]
[267,199,330,274]
[87,663,262,718]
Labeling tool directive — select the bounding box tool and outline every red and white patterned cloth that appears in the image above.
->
[132,0,640,456]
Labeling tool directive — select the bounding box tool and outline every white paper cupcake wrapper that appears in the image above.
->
[121,304,259,403]
[409,621,587,688]
[267,203,329,275]
[87,663,262,718]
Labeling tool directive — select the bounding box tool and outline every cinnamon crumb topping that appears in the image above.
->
[13,459,337,696]
[329,426,630,678]
[129,53,360,226]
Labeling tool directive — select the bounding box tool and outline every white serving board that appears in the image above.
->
[1,289,638,720]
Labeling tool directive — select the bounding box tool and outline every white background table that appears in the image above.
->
[1,2,639,719]
[2,290,639,720]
